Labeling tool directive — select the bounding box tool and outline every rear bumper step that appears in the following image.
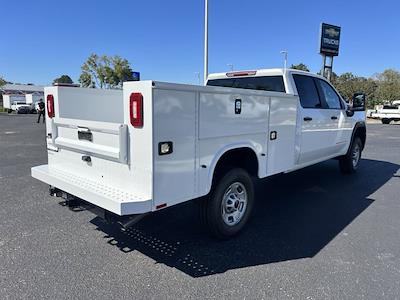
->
[32,165,152,215]
[51,189,148,229]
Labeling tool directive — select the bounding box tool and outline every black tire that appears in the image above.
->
[339,137,362,174]
[382,118,391,124]
[200,168,254,239]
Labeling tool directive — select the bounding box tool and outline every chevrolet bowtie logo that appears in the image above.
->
[325,28,339,38]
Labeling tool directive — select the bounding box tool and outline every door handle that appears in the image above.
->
[303,117,312,121]
[331,116,338,120]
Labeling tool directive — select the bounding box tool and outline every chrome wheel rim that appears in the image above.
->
[352,143,361,168]
[221,182,247,226]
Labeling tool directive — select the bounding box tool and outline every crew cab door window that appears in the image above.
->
[316,79,342,109]
[292,75,321,108]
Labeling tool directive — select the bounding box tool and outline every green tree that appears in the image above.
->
[374,69,400,104]
[0,76,5,87]
[53,75,73,84]
[290,63,310,72]
[79,54,134,89]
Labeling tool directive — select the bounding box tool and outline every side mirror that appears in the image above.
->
[351,93,366,111]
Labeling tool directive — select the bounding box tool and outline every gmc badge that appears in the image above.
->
[235,99,242,114]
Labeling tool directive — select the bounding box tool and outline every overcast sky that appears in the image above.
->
[1,0,399,85]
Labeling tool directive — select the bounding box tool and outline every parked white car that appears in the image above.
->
[11,101,31,114]
[31,69,366,238]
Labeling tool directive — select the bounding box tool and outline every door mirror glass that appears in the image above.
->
[351,93,366,111]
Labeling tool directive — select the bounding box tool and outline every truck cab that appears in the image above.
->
[207,69,366,168]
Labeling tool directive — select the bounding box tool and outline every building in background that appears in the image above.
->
[0,83,45,108]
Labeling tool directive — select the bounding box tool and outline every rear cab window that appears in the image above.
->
[207,76,286,93]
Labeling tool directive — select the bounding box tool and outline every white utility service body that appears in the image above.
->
[31,69,366,237]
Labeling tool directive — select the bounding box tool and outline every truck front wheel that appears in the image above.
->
[339,137,362,174]
[382,118,391,124]
[201,168,254,239]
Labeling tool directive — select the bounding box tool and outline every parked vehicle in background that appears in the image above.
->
[25,94,44,113]
[3,95,26,113]
[26,101,42,114]
[11,101,31,114]
[366,109,377,118]
[31,69,366,239]
[371,103,400,124]
[16,105,31,114]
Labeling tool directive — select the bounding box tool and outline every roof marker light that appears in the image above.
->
[226,70,257,77]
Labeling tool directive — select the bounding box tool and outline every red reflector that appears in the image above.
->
[47,94,55,118]
[130,93,143,128]
[226,70,257,77]
[156,203,167,210]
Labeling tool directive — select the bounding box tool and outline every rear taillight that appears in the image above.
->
[47,94,55,118]
[130,93,143,128]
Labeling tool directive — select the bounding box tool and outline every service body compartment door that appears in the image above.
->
[152,89,197,207]
[266,96,298,175]
[198,90,269,195]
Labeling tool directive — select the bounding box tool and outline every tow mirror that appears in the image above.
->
[346,93,365,116]
[351,93,366,111]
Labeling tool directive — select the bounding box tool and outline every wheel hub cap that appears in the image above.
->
[221,182,248,226]
[352,144,361,168]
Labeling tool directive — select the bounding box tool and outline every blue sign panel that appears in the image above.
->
[132,72,140,81]
[320,23,341,56]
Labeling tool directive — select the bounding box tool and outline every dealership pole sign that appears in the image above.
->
[319,23,341,56]
[320,23,341,81]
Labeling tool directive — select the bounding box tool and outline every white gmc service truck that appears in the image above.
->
[31,69,366,239]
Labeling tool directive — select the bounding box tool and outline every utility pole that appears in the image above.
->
[204,0,209,85]
[280,50,288,71]
[194,72,201,85]
[227,63,234,71]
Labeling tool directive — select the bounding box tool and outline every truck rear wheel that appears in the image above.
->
[339,137,362,174]
[381,118,391,124]
[201,168,254,239]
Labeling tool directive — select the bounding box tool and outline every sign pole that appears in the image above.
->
[204,0,209,85]
[321,54,326,77]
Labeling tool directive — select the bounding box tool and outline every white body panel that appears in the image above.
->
[25,94,43,105]
[31,69,365,216]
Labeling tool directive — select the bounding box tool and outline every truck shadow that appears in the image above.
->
[91,158,399,277]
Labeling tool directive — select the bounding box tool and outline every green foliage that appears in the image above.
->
[374,69,400,104]
[79,54,134,89]
[290,63,310,72]
[0,76,6,87]
[53,75,73,84]
[332,72,378,108]
[330,69,400,109]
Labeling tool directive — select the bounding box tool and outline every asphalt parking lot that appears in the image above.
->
[0,114,399,299]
